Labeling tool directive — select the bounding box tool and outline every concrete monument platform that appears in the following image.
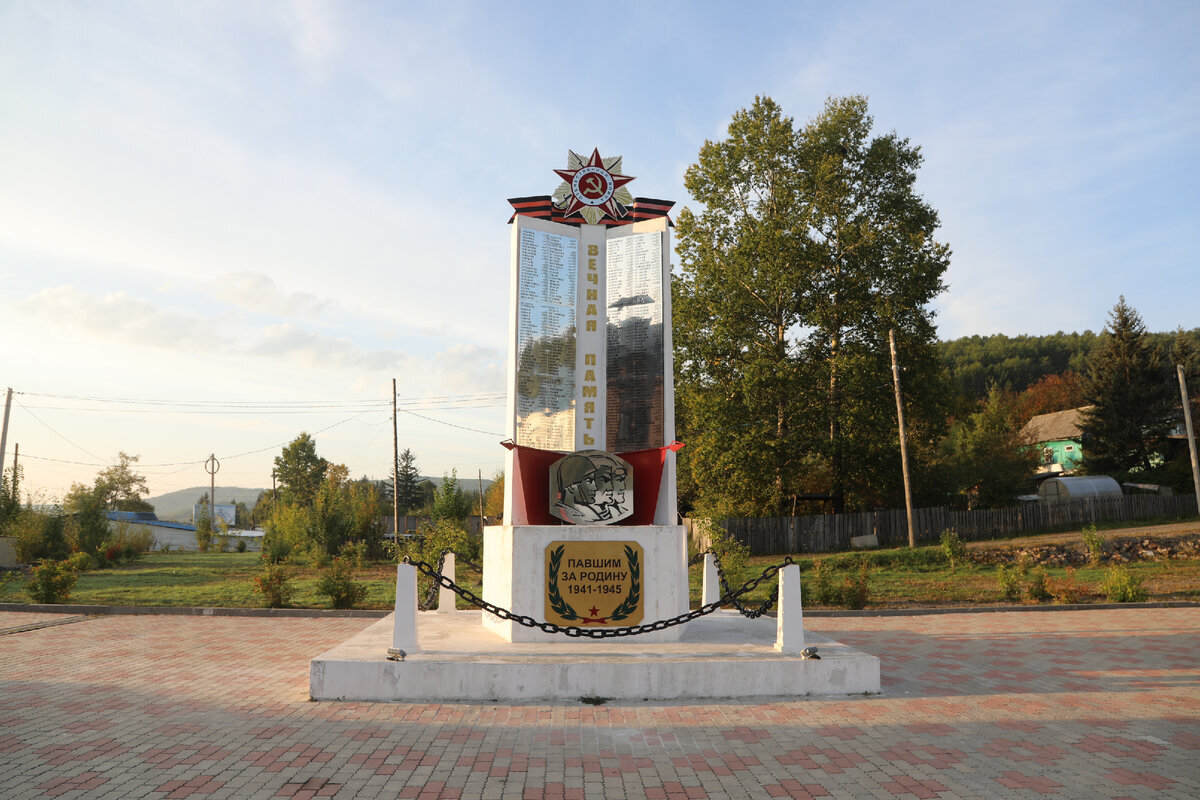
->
[309,609,880,702]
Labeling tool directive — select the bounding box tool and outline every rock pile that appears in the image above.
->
[974,535,1200,567]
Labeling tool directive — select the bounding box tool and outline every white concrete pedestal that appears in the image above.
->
[482,524,688,643]
[310,610,880,702]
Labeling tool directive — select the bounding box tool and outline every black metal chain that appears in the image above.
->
[417,550,449,610]
[402,554,793,639]
[704,549,782,619]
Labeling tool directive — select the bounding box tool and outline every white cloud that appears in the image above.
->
[18,286,232,352]
[429,343,505,395]
[250,322,410,372]
[210,271,332,318]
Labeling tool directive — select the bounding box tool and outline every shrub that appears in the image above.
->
[307,546,332,568]
[1026,566,1051,602]
[1100,564,1147,603]
[840,559,870,610]
[708,524,749,577]
[236,539,247,553]
[940,529,967,570]
[315,556,368,609]
[260,534,293,564]
[26,560,77,604]
[1081,526,1105,567]
[69,491,109,555]
[11,512,48,563]
[64,551,95,573]
[341,539,369,570]
[1016,552,1033,576]
[997,565,1021,601]
[803,558,869,609]
[806,558,839,606]
[1049,567,1086,604]
[11,512,70,564]
[194,514,214,553]
[100,543,123,565]
[253,564,295,608]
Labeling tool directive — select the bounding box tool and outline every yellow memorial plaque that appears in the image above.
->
[544,540,644,626]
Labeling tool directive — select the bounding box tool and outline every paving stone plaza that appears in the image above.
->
[2,606,1198,799]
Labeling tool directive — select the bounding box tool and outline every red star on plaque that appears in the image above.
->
[552,148,635,225]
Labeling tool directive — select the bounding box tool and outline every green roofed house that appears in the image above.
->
[1020,407,1090,477]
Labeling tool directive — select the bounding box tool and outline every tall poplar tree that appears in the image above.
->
[273,432,328,507]
[1080,297,1172,475]
[674,95,951,515]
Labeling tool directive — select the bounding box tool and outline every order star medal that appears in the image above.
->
[552,148,635,225]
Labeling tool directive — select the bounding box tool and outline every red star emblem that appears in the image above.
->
[553,148,635,223]
[588,606,601,618]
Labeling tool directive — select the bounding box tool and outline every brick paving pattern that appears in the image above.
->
[1,608,1198,798]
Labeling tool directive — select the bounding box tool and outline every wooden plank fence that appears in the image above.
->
[382,515,497,537]
[684,494,1198,556]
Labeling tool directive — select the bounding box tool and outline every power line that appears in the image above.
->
[17,389,504,412]
[13,399,107,462]
[397,407,504,437]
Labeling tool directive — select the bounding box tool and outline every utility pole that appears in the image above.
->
[477,468,485,528]
[1178,365,1200,515]
[392,378,400,535]
[890,330,916,548]
[0,387,12,471]
[205,454,220,525]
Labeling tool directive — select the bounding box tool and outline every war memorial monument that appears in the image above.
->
[310,151,879,701]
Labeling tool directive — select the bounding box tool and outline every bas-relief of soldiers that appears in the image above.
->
[549,450,633,525]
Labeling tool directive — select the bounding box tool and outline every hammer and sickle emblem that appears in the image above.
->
[583,174,605,196]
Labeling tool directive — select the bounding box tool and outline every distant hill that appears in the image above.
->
[148,486,267,522]
[147,477,494,522]
[939,327,1200,401]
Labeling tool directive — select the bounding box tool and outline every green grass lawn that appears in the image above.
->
[694,547,1200,609]
[3,544,1197,611]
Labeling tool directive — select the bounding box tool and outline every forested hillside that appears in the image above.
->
[940,329,1200,403]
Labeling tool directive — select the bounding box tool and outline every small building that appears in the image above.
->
[106,511,262,551]
[1037,475,1123,501]
[1021,407,1089,476]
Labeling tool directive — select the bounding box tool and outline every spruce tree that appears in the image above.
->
[1080,297,1171,475]
[394,448,422,514]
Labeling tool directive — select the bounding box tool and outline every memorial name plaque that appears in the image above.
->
[605,230,665,451]
[516,227,578,450]
[544,540,644,627]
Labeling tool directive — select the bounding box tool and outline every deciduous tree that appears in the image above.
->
[1015,371,1088,421]
[674,95,951,515]
[432,469,469,523]
[273,433,328,507]
[95,452,152,512]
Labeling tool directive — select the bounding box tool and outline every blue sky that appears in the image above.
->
[1,1,1197,500]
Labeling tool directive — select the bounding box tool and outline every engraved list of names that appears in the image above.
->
[605,231,665,451]
[515,227,578,450]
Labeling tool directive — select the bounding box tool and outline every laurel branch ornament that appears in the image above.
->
[546,544,641,624]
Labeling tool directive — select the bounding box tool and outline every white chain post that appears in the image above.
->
[774,563,805,653]
[437,553,457,614]
[702,552,720,606]
[392,563,419,653]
